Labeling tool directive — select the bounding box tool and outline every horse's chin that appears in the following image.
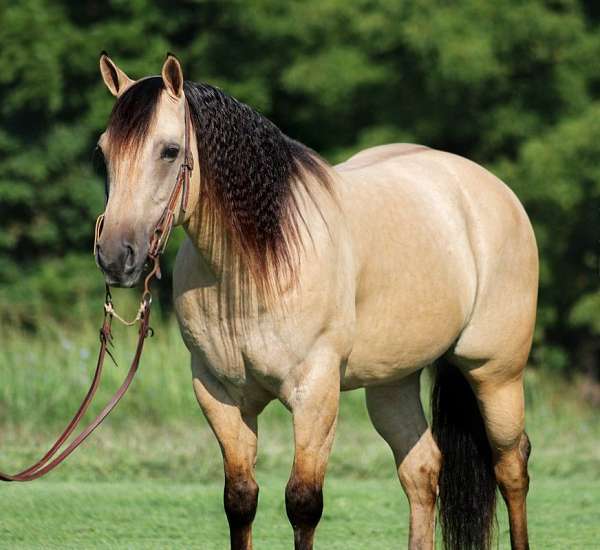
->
[104,270,143,289]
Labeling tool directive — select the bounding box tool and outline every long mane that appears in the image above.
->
[106,77,332,296]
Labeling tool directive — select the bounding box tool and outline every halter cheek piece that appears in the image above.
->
[0,100,194,482]
[147,100,194,260]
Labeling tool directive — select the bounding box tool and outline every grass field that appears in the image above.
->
[1,315,599,548]
[2,476,599,549]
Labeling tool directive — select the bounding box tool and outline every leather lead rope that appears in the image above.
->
[0,99,193,482]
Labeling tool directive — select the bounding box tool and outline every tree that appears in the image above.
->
[1,0,600,379]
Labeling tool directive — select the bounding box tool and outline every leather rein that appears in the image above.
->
[0,100,194,482]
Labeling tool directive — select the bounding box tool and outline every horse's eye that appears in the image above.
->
[93,145,109,201]
[162,145,180,160]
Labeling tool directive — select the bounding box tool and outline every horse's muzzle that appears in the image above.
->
[96,240,145,288]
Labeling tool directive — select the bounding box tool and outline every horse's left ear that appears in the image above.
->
[99,52,135,97]
[161,53,184,100]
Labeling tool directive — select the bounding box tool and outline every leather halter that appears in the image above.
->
[0,99,194,482]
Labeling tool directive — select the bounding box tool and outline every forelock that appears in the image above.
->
[106,77,164,156]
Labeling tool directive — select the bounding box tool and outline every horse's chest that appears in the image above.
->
[174,290,320,390]
[176,309,245,383]
[173,232,356,392]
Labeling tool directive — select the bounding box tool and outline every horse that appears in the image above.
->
[95,53,537,550]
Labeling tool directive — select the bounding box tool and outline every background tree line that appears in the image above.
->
[1,0,600,383]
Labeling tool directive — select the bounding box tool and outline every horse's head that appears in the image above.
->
[95,53,197,287]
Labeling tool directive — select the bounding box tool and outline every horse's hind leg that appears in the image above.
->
[464,363,531,550]
[365,371,441,550]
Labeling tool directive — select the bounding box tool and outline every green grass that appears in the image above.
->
[1,477,599,549]
[1,316,600,547]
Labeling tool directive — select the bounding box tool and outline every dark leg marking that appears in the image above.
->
[224,476,259,550]
[285,477,323,550]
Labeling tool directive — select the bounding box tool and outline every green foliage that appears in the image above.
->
[1,0,600,372]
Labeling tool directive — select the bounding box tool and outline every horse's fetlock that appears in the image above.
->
[224,476,259,527]
[285,478,323,529]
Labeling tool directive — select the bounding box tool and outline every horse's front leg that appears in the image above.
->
[284,350,341,550]
[191,355,268,550]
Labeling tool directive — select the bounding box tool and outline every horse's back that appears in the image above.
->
[335,145,537,388]
[336,143,431,171]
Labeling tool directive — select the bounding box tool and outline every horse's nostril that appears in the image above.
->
[123,243,137,274]
[96,245,108,271]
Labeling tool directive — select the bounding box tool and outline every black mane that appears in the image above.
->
[106,77,331,293]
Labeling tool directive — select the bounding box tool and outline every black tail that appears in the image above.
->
[431,358,497,550]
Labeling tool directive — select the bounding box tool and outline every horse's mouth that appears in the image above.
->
[100,260,146,288]
[103,270,143,289]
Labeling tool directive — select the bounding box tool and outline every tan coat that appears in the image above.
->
[98,55,537,550]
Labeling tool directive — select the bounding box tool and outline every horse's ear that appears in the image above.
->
[99,52,135,97]
[161,53,184,100]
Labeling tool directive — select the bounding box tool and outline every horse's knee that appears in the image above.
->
[285,477,323,530]
[224,476,259,528]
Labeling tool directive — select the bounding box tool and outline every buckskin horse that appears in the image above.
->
[95,54,537,550]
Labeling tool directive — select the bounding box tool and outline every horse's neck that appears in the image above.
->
[182,166,340,301]
[182,206,232,286]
